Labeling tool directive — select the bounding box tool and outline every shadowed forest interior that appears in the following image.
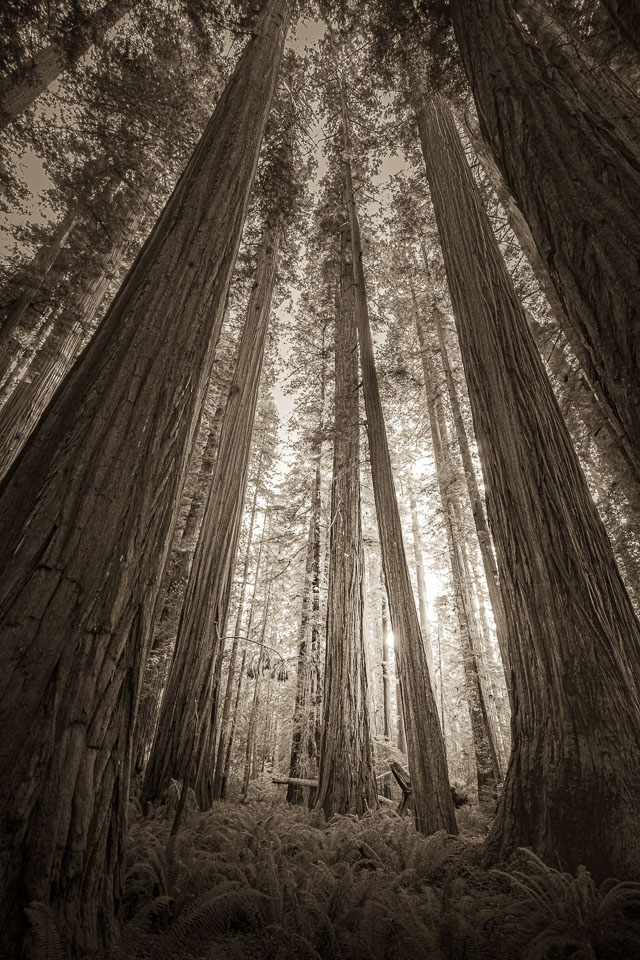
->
[1,0,640,957]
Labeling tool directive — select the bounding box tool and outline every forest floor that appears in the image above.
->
[118,788,640,960]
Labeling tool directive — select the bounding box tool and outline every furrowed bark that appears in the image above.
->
[414,89,640,880]
[339,81,455,834]
[211,465,262,802]
[415,301,504,788]
[432,307,511,683]
[143,216,284,809]
[451,0,640,482]
[315,184,378,818]
[288,440,323,804]
[0,2,290,953]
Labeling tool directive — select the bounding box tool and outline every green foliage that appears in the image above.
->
[115,802,640,960]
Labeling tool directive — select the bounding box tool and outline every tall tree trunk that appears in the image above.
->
[0,207,78,351]
[222,501,271,799]
[432,307,511,682]
[415,302,504,788]
[288,441,323,804]
[143,217,284,809]
[414,89,640,880]
[339,82,455,834]
[211,469,262,801]
[381,564,405,754]
[131,392,229,780]
[0,0,143,128]
[315,183,378,818]
[0,194,148,480]
[451,0,640,482]
[221,647,247,800]
[372,550,392,741]
[407,480,433,673]
[241,569,274,802]
[0,3,290,954]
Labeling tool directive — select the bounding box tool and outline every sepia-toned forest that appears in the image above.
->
[1,0,640,957]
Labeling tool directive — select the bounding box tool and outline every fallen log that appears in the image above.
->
[272,774,396,808]
[271,776,318,787]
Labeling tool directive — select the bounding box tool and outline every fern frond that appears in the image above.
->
[24,902,64,960]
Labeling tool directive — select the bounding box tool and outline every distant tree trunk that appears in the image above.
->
[221,647,247,800]
[0,194,148,479]
[451,0,640,482]
[0,207,79,389]
[372,551,392,741]
[315,181,378,818]
[288,440,323,804]
[143,217,284,809]
[0,206,79,330]
[339,82,455,834]
[435,598,447,741]
[415,89,640,880]
[407,480,432,673]
[381,564,405,754]
[180,402,228,545]
[221,502,271,799]
[0,0,143,128]
[432,308,511,683]
[241,570,274,802]
[601,0,640,49]
[414,301,504,789]
[211,470,262,801]
[0,3,290,954]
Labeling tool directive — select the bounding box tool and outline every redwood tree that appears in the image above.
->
[315,177,378,817]
[338,74,456,834]
[414,88,640,880]
[0,1,290,953]
[449,0,640,482]
[142,84,300,808]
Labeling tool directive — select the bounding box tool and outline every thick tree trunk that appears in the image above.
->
[142,218,284,809]
[451,0,640,482]
[131,393,229,780]
[457,105,640,490]
[0,0,142,128]
[0,3,289,954]
[432,309,511,683]
[414,89,640,880]
[415,304,504,788]
[315,185,378,818]
[339,84,455,834]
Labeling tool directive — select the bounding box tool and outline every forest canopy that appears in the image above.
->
[1,0,640,957]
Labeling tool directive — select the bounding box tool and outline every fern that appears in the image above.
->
[150,884,268,959]
[24,902,64,960]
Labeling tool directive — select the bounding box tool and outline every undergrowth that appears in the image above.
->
[115,800,640,960]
